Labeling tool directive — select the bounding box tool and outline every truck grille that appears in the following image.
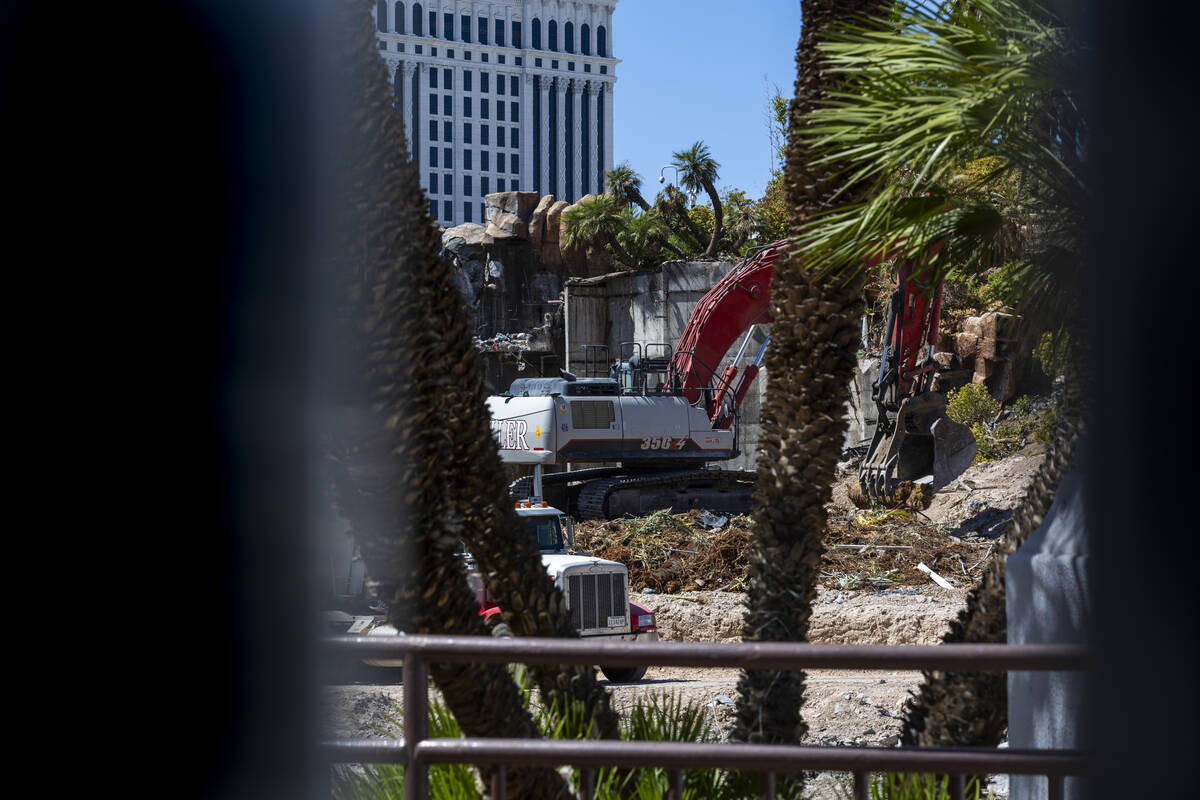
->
[566,570,628,633]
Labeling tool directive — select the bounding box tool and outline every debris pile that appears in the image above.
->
[573,506,1000,594]
[573,510,754,594]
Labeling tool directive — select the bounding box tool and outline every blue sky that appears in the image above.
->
[611,0,803,201]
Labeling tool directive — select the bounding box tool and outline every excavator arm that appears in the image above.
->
[667,241,787,423]
[857,258,976,504]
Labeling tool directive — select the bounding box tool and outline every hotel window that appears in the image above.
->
[482,151,490,171]
[430,68,438,88]
[444,200,452,220]
[464,97,472,117]
[443,121,452,141]
[481,177,490,195]
[510,127,519,148]
[429,120,437,141]
[464,149,473,170]
[497,127,505,147]
[443,95,451,115]
[443,173,452,195]
[511,154,519,174]
[510,102,519,122]
[463,123,472,143]
[481,99,489,119]
[477,17,487,44]
[481,72,489,93]
[510,76,518,96]
[443,12,453,40]
[497,102,505,121]
[481,125,489,145]
[443,147,453,168]
[429,147,438,167]
[464,175,473,196]
[443,68,452,89]
[463,70,473,91]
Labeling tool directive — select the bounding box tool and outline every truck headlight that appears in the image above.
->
[637,613,656,628]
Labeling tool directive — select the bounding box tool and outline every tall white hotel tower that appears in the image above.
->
[373,1,618,227]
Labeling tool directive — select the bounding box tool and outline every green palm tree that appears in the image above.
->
[326,3,616,795]
[730,5,889,788]
[672,141,723,257]
[563,193,637,266]
[794,0,1088,751]
[616,206,674,268]
[605,162,651,211]
[653,184,707,256]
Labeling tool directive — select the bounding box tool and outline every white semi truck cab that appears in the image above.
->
[339,497,658,683]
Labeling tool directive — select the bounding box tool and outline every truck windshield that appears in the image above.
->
[524,516,564,551]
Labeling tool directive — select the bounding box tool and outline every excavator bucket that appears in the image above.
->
[857,391,977,505]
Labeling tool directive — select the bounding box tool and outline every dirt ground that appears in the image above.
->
[323,453,1042,797]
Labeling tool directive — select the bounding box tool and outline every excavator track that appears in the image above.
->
[507,467,626,500]
[575,469,756,520]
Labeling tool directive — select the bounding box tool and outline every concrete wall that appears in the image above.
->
[1006,441,1091,800]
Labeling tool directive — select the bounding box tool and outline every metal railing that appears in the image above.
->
[321,635,1088,800]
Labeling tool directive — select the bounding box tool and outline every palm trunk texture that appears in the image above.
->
[732,0,887,758]
[325,3,615,797]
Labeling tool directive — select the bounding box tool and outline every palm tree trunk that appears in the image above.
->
[702,180,723,257]
[629,189,651,213]
[326,5,579,797]
[663,192,707,253]
[604,232,637,267]
[732,0,887,772]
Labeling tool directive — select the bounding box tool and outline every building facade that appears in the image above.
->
[373,1,618,227]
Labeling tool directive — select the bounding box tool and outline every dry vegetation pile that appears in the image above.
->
[573,506,997,594]
[821,508,995,591]
[573,510,754,594]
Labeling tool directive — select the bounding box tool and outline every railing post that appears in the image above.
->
[403,653,429,800]
[949,773,965,800]
[1047,774,1065,800]
[668,769,682,800]
[853,770,869,800]
[490,768,506,800]
[759,771,775,800]
[580,768,595,800]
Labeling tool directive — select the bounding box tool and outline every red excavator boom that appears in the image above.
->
[667,241,786,419]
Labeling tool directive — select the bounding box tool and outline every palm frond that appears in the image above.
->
[798,0,1087,323]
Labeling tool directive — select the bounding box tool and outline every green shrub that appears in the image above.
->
[948,389,1053,462]
[946,383,1000,428]
[1033,330,1071,378]
[834,772,993,799]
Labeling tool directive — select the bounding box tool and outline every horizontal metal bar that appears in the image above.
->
[407,739,1086,776]
[320,738,408,766]
[323,635,1088,672]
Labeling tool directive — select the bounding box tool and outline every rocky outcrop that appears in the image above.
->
[456,190,623,276]
[483,191,539,239]
[934,311,1022,401]
[558,194,595,276]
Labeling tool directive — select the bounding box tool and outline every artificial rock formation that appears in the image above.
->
[447,191,618,277]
